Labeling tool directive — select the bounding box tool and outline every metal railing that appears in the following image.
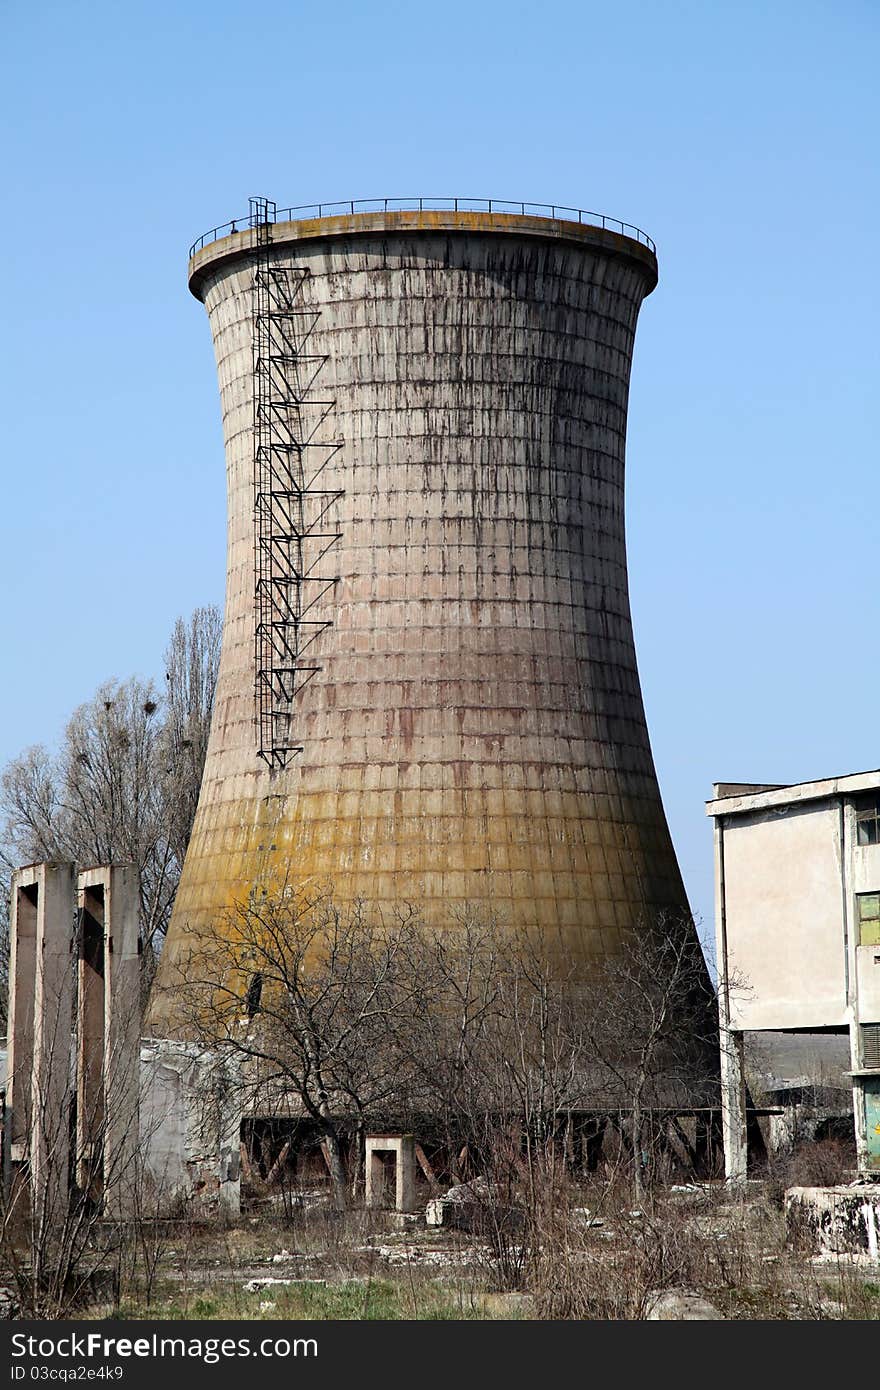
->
[189,198,656,259]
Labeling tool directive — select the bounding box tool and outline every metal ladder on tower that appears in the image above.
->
[250,196,344,769]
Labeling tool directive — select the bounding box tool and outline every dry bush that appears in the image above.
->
[523,1176,880,1321]
[528,1186,776,1319]
[764,1137,856,1210]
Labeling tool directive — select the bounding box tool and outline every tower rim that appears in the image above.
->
[187,204,659,301]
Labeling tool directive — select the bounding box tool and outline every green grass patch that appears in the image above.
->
[107,1279,491,1321]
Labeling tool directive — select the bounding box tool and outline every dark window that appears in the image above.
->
[856,798,880,846]
[857,893,880,946]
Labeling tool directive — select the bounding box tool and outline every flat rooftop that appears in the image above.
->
[706,768,880,818]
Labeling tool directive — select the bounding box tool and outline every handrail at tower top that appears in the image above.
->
[189,197,656,260]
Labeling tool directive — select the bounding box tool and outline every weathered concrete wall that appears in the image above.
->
[1,1033,241,1218]
[721,800,847,1030]
[6,863,75,1223]
[151,210,694,1015]
[75,866,141,1217]
[785,1184,880,1259]
[711,777,880,1032]
[710,774,880,1175]
[139,1041,240,1216]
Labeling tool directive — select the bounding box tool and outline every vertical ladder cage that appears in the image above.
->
[250,196,344,769]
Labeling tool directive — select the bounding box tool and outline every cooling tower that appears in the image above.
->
[151,198,695,1012]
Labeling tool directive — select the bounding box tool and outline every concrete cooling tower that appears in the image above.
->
[151,197,696,1009]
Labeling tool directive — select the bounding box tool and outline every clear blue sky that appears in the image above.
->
[2,0,877,947]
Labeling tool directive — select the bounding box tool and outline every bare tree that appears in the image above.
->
[387,911,505,1140]
[0,605,221,985]
[392,918,589,1171]
[159,881,720,1234]
[160,605,223,865]
[580,912,720,1203]
[161,885,426,1210]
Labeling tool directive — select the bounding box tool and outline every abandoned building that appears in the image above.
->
[3,200,729,1222]
[6,203,878,1238]
[151,198,705,1008]
[708,770,880,1178]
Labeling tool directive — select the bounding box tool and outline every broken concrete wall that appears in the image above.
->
[138,1040,240,1217]
[1,1037,242,1219]
[138,1041,240,1216]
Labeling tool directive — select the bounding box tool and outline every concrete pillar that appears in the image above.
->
[365,1134,418,1212]
[75,877,104,1199]
[848,1016,877,1174]
[75,866,140,1217]
[366,1143,386,1209]
[6,876,38,1168]
[714,814,747,1185]
[6,863,76,1227]
[852,1074,874,1174]
[720,1028,748,1184]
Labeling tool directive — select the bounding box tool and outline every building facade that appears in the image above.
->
[708,770,880,1175]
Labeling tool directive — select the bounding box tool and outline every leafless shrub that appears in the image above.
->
[764,1137,856,1210]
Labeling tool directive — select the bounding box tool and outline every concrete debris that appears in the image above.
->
[645,1288,725,1320]
[390,1212,422,1231]
[357,1242,483,1268]
[426,1176,522,1234]
[472,1292,537,1319]
[444,1177,492,1203]
[812,1250,880,1268]
[425,1199,449,1228]
[785,1185,880,1260]
[817,1298,845,1318]
[668,1184,712,1204]
[244,1276,327,1293]
[571,1208,605,1227]
[426,1176,491,1224]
